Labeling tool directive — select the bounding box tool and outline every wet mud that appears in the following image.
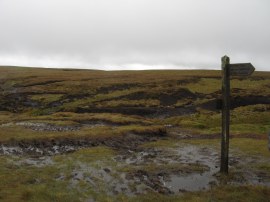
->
[14,80,65,88]
[2,129,270,196]
[2,121,80,132]
[115,145,270,194]
[96,83,142,94]
[0,132,160,156]
[115,145,219,194]
[0,117,269,196]
[76,106,196,118]
[201,95,270,111]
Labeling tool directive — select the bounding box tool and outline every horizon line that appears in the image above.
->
[0,65,268,72]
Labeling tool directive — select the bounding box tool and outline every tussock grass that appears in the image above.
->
[0,123,165,143]
[230,138,270,158]
[30,94,64,104]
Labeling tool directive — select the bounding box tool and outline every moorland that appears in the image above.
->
[0,66,269,201]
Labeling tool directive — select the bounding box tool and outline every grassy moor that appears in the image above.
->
[0,66,270,201]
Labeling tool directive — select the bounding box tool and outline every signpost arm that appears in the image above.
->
[221,55,230,173]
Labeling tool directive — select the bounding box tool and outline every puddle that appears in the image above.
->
[163,173,213,192]
[113,145,220,193]
[0,145,24,155]
[0,121,80,132]
[114,144,270,193]
[13,156,54,167]
[49,145,77,155]
[163,145,219,192]
[16,122,80,132]
[1,139,269,195]
[79,120,119,128]
[0,144,77,156]
[0,120,120,133]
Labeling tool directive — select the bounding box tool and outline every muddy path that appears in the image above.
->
[0,119,269,196]
[1,121,269,195]
[0,118,166,156]
[4,140,269,196]
[0,132,162,156]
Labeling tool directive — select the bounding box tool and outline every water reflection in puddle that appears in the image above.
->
[2,141,269,195]
[13,156,54,167]
[114,145,220,193]
[165,145,219,192]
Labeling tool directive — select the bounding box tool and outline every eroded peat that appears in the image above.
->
[0,67,270,201]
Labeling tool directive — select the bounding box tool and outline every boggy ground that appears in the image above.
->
[0,66,270,201]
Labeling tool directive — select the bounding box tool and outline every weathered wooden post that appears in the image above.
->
[268,131,270,151]
[220,55,230,173]
[220,55,255,174]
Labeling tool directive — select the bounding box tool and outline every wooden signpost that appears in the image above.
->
[220,55,255,174]
[230,63,255,76]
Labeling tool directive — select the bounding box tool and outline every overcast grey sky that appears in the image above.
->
[0,0,269,70]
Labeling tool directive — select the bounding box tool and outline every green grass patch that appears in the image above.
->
[231,78,270,95]
[0,123,165,143]
[54,146,117,163]
[0,156,82,202]
[162,104,270,135]
[230,138,270,158]
[30,94,63,104]
[183,78,221,94]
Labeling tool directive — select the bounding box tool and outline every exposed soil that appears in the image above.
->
[76,106,196,118]
[230,95,270,109]
[60,93,93,102]
[4,122,80,132]
[5,140,269,195]
[0,93,40,112]
[199,95,270,111]
[117,144,269,194]
[114,145,218,194]
[176,78,201,85]
[115,88,197,106]
[14,80,65,87]
[96,83,142,94]
[1,121,269,196]
[1,68,269,199]
[1,76,268,117]
[0,132,162,156]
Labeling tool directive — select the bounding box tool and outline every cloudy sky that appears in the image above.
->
[0,0,269,70]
